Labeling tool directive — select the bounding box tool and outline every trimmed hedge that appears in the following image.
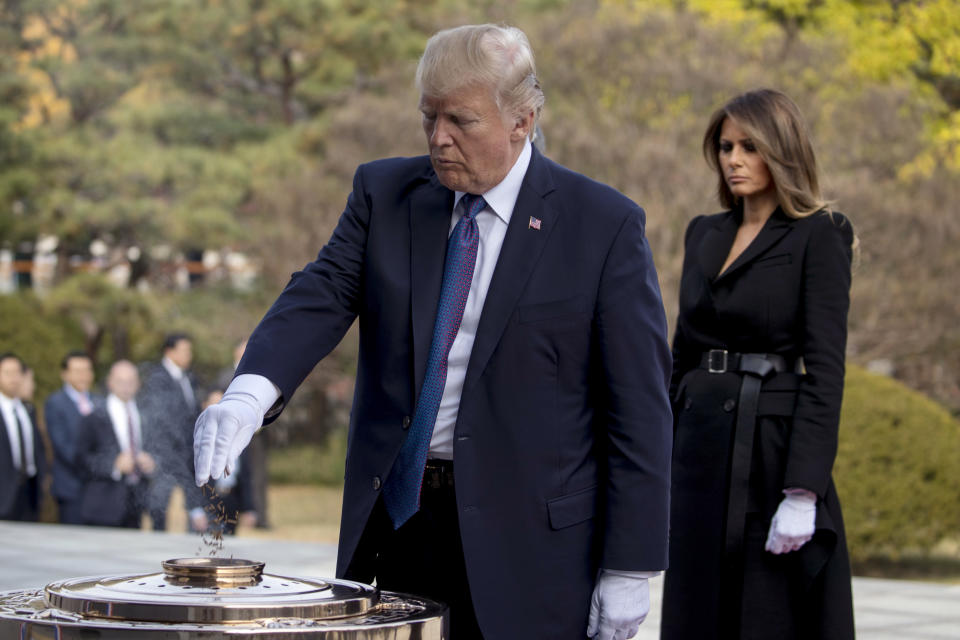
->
[836,365,960,562]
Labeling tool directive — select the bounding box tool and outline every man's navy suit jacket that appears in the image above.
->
[74,404,148,526]
[238,147,673,638]
[45,388,96,501]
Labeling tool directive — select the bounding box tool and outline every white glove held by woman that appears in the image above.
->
[765,490,817,554]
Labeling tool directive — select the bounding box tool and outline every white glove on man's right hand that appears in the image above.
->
[587,570,651,640]
[193,391,263,486]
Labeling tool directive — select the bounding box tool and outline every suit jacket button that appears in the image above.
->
[723,398,736,412]
[684,398,693,410]
[402,416,412,430]
[372,476,382,491]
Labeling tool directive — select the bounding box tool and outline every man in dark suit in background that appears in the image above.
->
[44,350,98,524]
[75,360,156,528]
[194,24,673,639]
[139,333,206,532]
[0,352,47,522]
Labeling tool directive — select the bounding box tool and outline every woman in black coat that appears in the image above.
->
[661,89,855,639]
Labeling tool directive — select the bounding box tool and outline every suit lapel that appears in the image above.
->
[410,173,456,395]
[698,212,738,282]
[464,149,557,391]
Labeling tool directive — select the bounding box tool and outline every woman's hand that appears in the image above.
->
[765,489,817,554]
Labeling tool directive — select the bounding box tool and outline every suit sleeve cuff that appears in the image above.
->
[600,569,660,580]
[226,374,281,418]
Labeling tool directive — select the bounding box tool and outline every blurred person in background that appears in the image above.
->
[74,360,155,528]
[193,23,672,640]
[45,350,99,524]
[0,353,47,521]
[661,88,855,639]
[18,366,36,407]
[215,338,269,529]
[139,333,206,532]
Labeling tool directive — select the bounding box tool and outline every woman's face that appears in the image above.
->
[718,117,775,202]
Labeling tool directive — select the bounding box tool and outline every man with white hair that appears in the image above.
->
[195,24,672,639]
[75,360,156,528]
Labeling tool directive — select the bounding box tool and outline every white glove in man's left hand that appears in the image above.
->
[765,490,817,554]
[587,570,650,640]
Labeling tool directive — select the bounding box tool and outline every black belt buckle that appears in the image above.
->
[424,460,453,490]
[707,349,728,374]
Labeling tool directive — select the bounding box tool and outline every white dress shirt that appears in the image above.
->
[106,394,141,455]
[429,139,531,457]
[0,391,37,477]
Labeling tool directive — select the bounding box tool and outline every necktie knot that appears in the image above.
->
[460,194,486,221]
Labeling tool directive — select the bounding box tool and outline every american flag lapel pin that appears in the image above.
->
[528,216,542,230]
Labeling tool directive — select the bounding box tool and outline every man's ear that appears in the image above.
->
[511,109,534,142]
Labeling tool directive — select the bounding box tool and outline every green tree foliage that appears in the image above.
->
[42,272,154,359]
[633,0,960,175]
[0,292,83,402]
[0,0,455,276]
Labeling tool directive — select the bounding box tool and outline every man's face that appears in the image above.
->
[166,339,193,370]
[420,84,529,194]
[62,356,94,393]
[0,358,24,398]
[107,363,140,402]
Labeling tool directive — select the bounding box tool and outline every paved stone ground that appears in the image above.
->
[2,521,958,638]
[633,574,960,639]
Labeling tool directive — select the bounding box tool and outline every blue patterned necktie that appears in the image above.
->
[383,193,486,528]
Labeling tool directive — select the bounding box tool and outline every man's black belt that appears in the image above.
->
[697,350,794,558]
[423,459,455,490]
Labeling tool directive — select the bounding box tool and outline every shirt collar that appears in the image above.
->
[0,391,21,411]
[63,383,89,403]
[107,394,133,410]
[453,138,532,225]
[161,357,184,380]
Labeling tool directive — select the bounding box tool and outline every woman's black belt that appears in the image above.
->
[698,349,790,376]
[697,350,795,558]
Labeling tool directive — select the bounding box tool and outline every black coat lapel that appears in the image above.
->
[714,208,793,283]
[409,173,456,396]
[463,148,557,391]
[698,212,738,282]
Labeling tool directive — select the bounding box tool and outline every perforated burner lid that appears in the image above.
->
[43,558,378,624]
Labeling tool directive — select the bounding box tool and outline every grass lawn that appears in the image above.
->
[240,484,343,543]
